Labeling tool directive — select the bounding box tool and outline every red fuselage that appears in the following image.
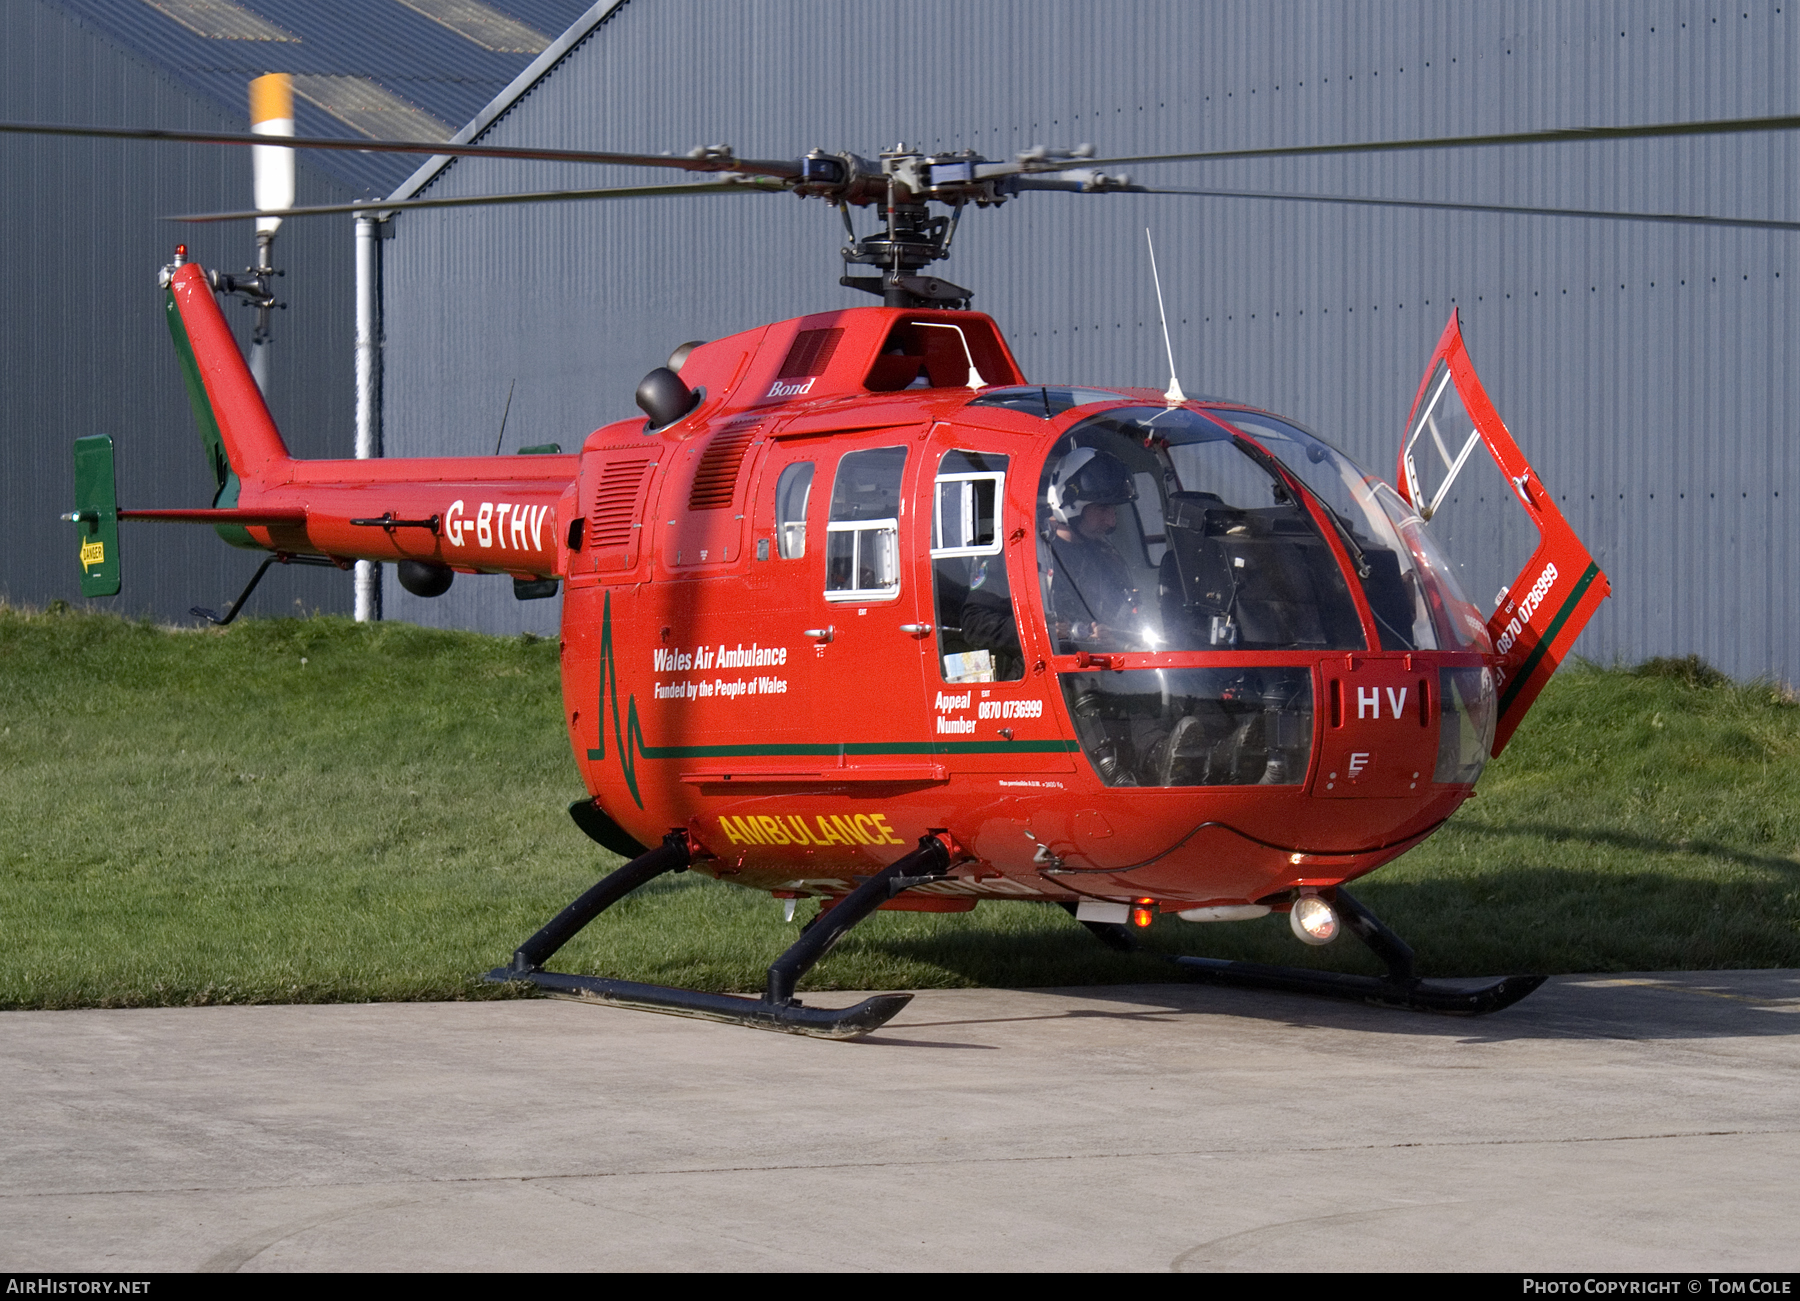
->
[165,260,1607,916]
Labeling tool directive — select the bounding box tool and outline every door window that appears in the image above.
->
[1401,359,1538,624]
[825,446,906,602]
[930,451,1022,682]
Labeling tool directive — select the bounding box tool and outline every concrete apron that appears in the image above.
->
[3,971,1798,1272]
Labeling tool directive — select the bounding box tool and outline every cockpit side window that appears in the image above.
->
[825,446,905,602]
[1037,409,1366,653]
[1220,412,1447,651]
[930,450,1022,682]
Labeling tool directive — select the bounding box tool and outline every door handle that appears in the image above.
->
[804,626,834,643]
[898,623,934,637]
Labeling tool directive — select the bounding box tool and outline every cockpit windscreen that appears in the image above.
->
[1037,408,1365,654]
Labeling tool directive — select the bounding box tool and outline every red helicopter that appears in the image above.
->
[57,103,1800,1038]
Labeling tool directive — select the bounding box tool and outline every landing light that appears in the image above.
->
[1289,894,1340,946]
[1130,898,1156,929]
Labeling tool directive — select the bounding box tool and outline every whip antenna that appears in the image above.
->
[1145,228,1186,405]
[493,378,516,456]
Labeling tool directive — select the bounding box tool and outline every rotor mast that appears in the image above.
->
[784,142,1132,309]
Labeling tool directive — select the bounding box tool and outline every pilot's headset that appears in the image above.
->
[1047,447,1137,525]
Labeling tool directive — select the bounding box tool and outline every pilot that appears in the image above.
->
[1044,447,1144,651]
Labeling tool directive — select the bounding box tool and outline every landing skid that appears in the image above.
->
[509,971,913,1039]
[484,828,952,1039]
[1092,887,1545,1017]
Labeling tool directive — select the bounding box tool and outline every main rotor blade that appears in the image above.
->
[1069,113,1800,171]
[0,121,801,179]
[169,178,784,222]
[1120,185,1800,233]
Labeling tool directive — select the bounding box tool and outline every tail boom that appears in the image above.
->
[161,258,578,578]
[242,459,578,576]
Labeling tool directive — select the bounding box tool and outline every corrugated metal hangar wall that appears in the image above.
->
[1,0,357,622]
[1,0,591,624]
[377,0,1800,684]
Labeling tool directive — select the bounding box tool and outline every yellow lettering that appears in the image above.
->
[720,815,764,846]
[728,809,909,848]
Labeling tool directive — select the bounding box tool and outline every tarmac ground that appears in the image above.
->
[4,971,1799,1273]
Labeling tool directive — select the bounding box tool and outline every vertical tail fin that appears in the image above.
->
[163,259,290,504]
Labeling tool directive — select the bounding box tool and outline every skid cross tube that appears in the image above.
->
[1090,886,1544,1016]
[486,831,952,1039]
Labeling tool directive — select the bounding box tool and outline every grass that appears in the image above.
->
[1,606,1796,1009]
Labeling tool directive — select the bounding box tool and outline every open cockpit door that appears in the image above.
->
[1399,311,1610,755]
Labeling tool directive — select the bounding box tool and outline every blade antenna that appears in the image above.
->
[1146,229,1186,405]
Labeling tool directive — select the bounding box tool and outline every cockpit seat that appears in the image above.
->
[1160,492,1237,643]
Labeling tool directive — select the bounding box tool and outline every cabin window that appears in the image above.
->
[930,451,1022,683]
[824,446,905,602]
[775,461,815,559]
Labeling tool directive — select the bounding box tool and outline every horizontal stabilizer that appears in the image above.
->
[118,507,307,526]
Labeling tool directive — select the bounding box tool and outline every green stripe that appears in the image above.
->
[1497,560,1602,719]
[590,739,1080,761]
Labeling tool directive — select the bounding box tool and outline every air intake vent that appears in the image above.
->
[777,328,844,380]
[688,426,759,510]
[590,458,653,548]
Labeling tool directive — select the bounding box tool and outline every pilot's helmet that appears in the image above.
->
[1049,447,1137,523]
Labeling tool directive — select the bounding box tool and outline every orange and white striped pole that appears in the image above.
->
[246,74,293,393]
[249,73,294,238]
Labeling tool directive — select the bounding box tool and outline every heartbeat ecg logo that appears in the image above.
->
[586,590,648,809]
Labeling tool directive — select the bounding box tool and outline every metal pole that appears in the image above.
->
[248,231,275,393]
[353,214,383,622]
